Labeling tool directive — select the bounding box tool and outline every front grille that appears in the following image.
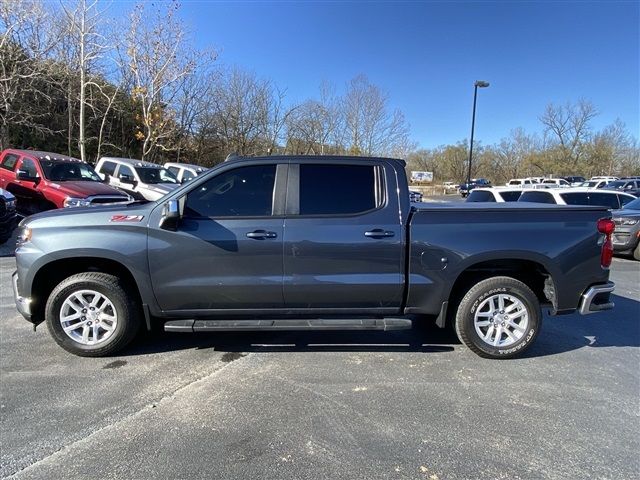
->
[89,196,130,205]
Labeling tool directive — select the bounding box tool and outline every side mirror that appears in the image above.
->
[16,169,39,182]
[159,198,181,231]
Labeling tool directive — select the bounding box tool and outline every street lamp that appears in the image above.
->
[467,80,490,183]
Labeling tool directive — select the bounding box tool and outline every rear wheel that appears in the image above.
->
[454,276,541,359]
[45,272,141,357]
[633,243,640,261]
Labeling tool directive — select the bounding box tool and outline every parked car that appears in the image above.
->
[95,157,180,201]
[563,176,586,186]
[540,178,571,188]
[601,179,640,197]
[13,155,615,360]
[579,179,611,189]
[409,190,423,202]
[505,178,535,187]
[442,181,458,192]
[466,188,523,203]
[611,197,640,261]
[459,178,491,197]
[164,162,209,184]
[0,188,17,244]
[0,149,131,215]
[518,188,636,209]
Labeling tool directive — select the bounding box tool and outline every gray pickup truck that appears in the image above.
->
[12,156,615,359]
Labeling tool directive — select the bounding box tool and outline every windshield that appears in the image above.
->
[606,181,626,189]
[135,167,178,184]
[580,181,599,188]
[41,161,101,182]
[623,198,640,210]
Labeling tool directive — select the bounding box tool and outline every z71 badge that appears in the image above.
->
[110,215,144,222]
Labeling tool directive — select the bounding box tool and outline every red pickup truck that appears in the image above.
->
[0,149,131,215]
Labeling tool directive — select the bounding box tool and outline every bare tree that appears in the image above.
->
[121,2,197,160]
[343,74,410,156]
[59,0,111,161]
[539,99,598,168]
[0,0,60,148]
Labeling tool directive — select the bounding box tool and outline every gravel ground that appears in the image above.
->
[0,256,638,480]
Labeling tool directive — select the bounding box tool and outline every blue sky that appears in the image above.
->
[114,0,639,149]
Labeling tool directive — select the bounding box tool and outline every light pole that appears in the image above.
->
[467,80,490,183]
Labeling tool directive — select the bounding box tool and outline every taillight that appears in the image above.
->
[597,218,615,235]
[597,218,615,268]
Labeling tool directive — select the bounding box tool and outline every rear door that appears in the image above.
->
[282,161,404,312]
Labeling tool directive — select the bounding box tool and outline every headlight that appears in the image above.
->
[17,226,32,245]
[63,197,92,208]
[6,198,16,209]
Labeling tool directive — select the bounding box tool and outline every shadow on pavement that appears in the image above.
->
[122,320,458,356]
[120,294,639,358]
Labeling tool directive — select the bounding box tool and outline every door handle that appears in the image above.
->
[364,229,395,238]
[246,230,277,239]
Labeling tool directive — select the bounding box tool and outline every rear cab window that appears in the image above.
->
[298,164,381,215]
[499,191,522,202]
[467,190,496,202]
[560,192,590,205]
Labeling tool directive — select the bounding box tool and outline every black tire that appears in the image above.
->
[454,276,541,359]
[45,272,141,357]
[634,243,640,261]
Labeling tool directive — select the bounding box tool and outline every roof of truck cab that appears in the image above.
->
[4,149,82,163]
[98,157,161,168]
[224,154,407,167]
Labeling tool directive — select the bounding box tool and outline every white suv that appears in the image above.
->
[95,157,180,201]
[518,188,636,209]
[164,162,209,184]
[466,187,524,203]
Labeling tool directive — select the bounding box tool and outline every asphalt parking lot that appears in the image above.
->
[0,254,638,480]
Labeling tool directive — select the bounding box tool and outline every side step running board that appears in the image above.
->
[164,318,412,333]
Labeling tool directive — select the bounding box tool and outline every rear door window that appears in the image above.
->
[560,193,590,205]
[298,164,379,215]
[518,191,556,204]
[1,154,20,172]
[99,161,117,177]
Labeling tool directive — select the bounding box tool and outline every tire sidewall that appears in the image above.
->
[460,282,540,358]
[46,278,130,355]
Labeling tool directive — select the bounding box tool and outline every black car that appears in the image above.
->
[612,197,640,260]
[0,188,17,244]
[459,178,491,197]
[602,179,640,197]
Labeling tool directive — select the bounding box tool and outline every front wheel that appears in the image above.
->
[45,272,141,357]
[454,276,541,359]
[633,243,640,261]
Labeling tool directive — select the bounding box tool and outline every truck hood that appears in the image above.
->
[46,180,128,198]
[21,201,154,228]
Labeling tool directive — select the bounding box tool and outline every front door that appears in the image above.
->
[148,163,285,313]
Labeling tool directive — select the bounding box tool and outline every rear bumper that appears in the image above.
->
[12,271,32,322]
[578,282,615,315]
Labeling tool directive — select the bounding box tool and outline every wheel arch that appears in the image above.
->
[29,256,147,327]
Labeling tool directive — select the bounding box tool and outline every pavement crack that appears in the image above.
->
[6,352,252,478]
